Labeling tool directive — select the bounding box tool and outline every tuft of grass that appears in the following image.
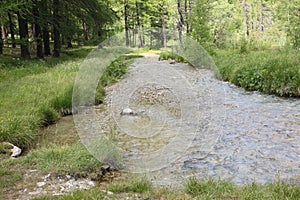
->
[159,51,187,63]
[107,176,152,194]
[39,106,60,127]
[24,143,101,173]
[50,86,73,115]
[185,177,236,199]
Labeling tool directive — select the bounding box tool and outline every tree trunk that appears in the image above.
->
[260,0,265,32]
[82,22,89,41]
[135,1,143,48]
[0,24,3,54]
[160,3,167,48]
[185,0,192,34]
[40,0,51,56]
[8,12,16,48]
[177,0,184,46]
[243,0,250,38]
[17,11,30,59]
[124,0,130,47]
[53,0,60,57]
[66,37,73,48]
[2,26,8,46]
[42,27,51,56]
[33,0,44,58]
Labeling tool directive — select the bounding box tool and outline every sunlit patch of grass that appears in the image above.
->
[185,177,300,200]
[23,143,101,174]
[33,188,106,200]
[185,177,237,199]
[107,176,152,194]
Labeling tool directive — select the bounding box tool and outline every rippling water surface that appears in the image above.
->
[96,55,300,186]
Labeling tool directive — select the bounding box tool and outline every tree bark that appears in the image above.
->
[40,0,51,56]
[33,0,44,58]
[2,26,8,46]
[0,24,3,54]
[17,11,30,59]
[160,2,167,48]
[243,0,250,38]
[177,0,184,45]
[136,1,143,48]
[82,22,89,41]
[8,12,16,48]
[260,0,265,32]
[53,0,60,57]
[124,0,130,47]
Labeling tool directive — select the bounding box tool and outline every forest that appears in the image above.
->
[0,0,300,58]
[1,1,300,199]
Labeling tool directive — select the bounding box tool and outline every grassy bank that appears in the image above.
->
[33,177,300,200]
[159,49,300,97]
[213,49,300,97]
[0,48,140,149]
[0,47,142,198]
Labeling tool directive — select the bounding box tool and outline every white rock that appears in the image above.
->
[120,108,135,115]
[37,182,46,187]
[2,142,22,157]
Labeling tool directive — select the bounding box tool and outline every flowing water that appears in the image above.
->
[95,55,300,186]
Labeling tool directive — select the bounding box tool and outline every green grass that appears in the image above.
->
[185,177,300,200]
[32,177,300,200]
[0,167,23,188]
[0,48,141,149]
[213,49,300,97]
[159,51,187,63]
[107,176,152,193]
[23,143,101,173]
[33,188,107,200]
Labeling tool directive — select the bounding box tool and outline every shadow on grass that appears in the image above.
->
[0,47,93,80]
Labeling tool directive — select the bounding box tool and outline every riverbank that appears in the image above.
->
[1,47,300,199]
[213,49,300,97]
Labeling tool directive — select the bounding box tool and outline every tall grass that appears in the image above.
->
[0,49,142,149]
[214,49,300,97]
[0,48,90,148]
[185,177,300,200]
[24,143,102,173]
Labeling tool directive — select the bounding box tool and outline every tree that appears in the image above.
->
[52,0,60,57]
[0,22,3,54]
[32,0,43,58]
[177,0,184,45]
[8,12,16,48]
[17,10,30,59]
[191,0,212,46]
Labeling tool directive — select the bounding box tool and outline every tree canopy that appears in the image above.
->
[1,0,300,58]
